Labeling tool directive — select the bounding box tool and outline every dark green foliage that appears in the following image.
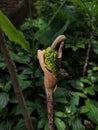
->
[0,0,98,130]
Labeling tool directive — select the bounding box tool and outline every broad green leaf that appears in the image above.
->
[14,117,37,130]
[44,121,49,130]
[11,104,21,115]
[12,101,35,115]
[54,20,70,38]
[55,97,68,104]
[84,87,95,95]
[85,100,98,124]
[70,93,79,109]
[55,117,66,130]
[0,83,4,90]
[0,92,9,109]
[38,117,47,129]
[96,126,98,130]
[18,74,32,90]
[80,77,92,85]
[54,87,66,98]
[71,92,86,98]
[55,111,67,118]
[13,119,26,130]
[10,95,18,104]
[4,81,11,92]
[80,106,89,114]
[0,10,30,52]
[0,62,6,69]
[93,66,98,71]
[72,118,85,130]
[10,51,27,64]
[69,80,84,90]
[0,120,13,130]
[92,40,98,54]
[92,48,98,54]
[0,54,6,69]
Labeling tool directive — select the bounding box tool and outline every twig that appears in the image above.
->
[82,43,91,76]
[37,35,67,130]
[0,29,34,130]
[82,24,94,76]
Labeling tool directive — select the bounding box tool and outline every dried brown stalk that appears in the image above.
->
[82,24,94,76]
[37,35,67,130]
[82,43,91,76]
[0,29,34,130]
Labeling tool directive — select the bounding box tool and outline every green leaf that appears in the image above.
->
[18,74,32,90]
[55,97,68,104]
[70,0,84,7]
[12,101,35,115]
[54,20,70,37]
[71,92,86,98]
[69,0,87,13]
[92,40,98,54]
[0,10,30,53]
[84,87,95,95]
[80,77,92,85]
[54,87,66,98]
[38,117,47,129]
[0,120,13,130]
[0,92,9,110]
[96,126,98,130]
[72,118,85,130]
[86,100,98,124]
[0,81,11,92]
[80,106,89,113]
[55,117,66,130]
[44,121,49,130]
[0,83,4,90]
[10,95,18,104]
[13,119,26,130]
[10,51,27,64]
[70,93,80,109]
[0,62,6,69]
[55,111,67,118]
[4,81,11,92]
[69,80,84,90]
[11,105,21,116]
[93,66,98,71]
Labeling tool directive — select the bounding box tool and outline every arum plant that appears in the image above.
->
[37,35,68,130]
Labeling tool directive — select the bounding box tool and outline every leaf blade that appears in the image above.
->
[0,10,31,53]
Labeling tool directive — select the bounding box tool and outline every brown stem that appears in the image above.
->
[46,88,54,130]
[0,30,34,130]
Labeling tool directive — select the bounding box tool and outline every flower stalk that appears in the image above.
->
[37,35,67,130]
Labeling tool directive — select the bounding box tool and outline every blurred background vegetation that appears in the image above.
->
[0,0,98,130]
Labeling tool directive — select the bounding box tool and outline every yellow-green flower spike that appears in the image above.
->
[45,47,58,76]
